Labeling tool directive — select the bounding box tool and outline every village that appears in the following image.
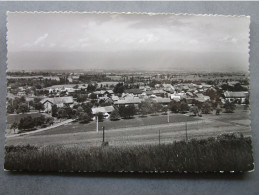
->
[6,70,249,138]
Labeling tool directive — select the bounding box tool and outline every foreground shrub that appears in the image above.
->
[4,134,254,172]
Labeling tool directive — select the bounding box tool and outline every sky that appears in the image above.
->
[7,12,250,72]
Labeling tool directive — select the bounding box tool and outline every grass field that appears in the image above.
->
[4,133,254,172]
[33,113,199,136]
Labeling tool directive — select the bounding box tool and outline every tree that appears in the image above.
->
[180,101,189,113]
[110,110,120,121]
[201,102,212,114]
[139,101,152,116]
[81,103,93,119]
[87,84,97,92]
[113,83,125,94]
[11,122,18,133]
[89,93,97,99]
[18,116,34,130]
[64,106,74,119]
[119,105,136,119]
[169,100,181,113]
[57,108,68,119]
[51,104,58,117]
[7,104,14,114]
[78,113,91,124]
[161,106,168,115]
[224,100,236,113]
[34,102,44,113]
[151,102,162,115]
[127,105,136,118]
[216,107,221,115]
[190,106,199,116]
[96,112,104,122]
[17,103,30,114]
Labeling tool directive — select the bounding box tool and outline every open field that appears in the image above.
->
[4,134,254,172]
[33,114,199,136]
[5,107,251,147]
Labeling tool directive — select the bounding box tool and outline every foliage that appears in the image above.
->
[201,102,212,114]
[17,115,53,130]
[34,102,44,112]
[161,106,168,114]
[170,100,189,113]
[224,100,236,113]
[78,113,91,124]
[4,134,254,172]
[89,93,97,99]
[51,104,58,117]
[11,122,18,133]
[113,83,125,94]
[221,83,248,92]
[7,96,30,114]
[110,110,120,121]
[139,101,152,116]
[151,102,163,115]
[119,105,136,119]
[96,112,104,122]
[190,106,199,116]
[169,100,180,113]
[180,101,189,113]
[87,84,97,92]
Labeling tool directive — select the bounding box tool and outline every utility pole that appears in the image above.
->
[102,126,105,143]
[96,115,98,132]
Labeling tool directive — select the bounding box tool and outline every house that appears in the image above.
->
[162,84,175,93]
[92,106,115,119]
[40,96,74,112]
[154,97,171,105]
[170,94,181,102]
[98,97,113,105]
[152,89,166,97]
[111,95,120,102]
[224,91,248,103]
[195,94,210,103]
[114,97,142,107]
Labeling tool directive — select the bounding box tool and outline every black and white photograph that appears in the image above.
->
[5,12,253,172]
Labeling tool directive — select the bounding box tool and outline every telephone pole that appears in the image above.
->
[102,126,105,143]
[96,116,98,132]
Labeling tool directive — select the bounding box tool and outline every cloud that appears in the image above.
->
[34,33,48,45]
